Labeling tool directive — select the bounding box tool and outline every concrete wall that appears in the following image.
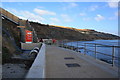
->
[26,43,46,78]
[21,43,42,50]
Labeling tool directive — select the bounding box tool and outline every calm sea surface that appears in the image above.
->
[66,40,119,66]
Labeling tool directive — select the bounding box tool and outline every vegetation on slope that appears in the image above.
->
[2,17,21,63]
[2,14,119,64]
[30,22,119,40]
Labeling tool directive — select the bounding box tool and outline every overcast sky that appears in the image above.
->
[1,2,119,35]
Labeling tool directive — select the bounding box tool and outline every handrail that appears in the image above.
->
[84,42,119,66]
[59,40,120,67]
[2,14,19,25]
[84,43,120,48]
[85,48,119,59]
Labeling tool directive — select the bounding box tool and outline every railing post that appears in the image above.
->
[60,40,62,47]
[112,46,115,66]
[84,43,86,55]
[66,40,67,48]
[59,40,60,47]
[61,40,63,47]
[95,44,97,59]
[71,41,72,50]
[77,41,79,52]
[57,40,59,47]
[65,40,67,48]
[64,40,66,48]
[63,40,64,48]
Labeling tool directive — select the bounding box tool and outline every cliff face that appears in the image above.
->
[1,15,119,63]
[2,8,119,64]
[30,22,119,41]
[2,17,119,54]
[2,17,21,55]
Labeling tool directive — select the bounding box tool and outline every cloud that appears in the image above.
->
[115,11,120,16]
[83,17,91,21]
[108,2,118,8]
[79,13,86,16]
[20,11,45,22]
[108,11,119,20]
[89,5,98,11]
[69,2,78,7]
[36,6,45,9]
[34,8,56,15]
[6,8,44,23]
[107,0,118,8]
[94,14,105,21]
[115,11,118,16]
[50,22,55,25]
[50,17,60,22]
[62,2,78,10]
[108,17,116,20]
[61,14,73,22]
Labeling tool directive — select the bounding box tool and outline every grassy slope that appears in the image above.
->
[30,22,98,40]
[30,22,119,40]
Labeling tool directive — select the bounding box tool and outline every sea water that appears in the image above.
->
[66,40,120,66]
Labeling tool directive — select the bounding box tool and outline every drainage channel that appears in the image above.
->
[64,57,75,59]
[64,57,81,67]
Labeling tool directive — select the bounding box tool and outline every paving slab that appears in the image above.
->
[45,45,118,78]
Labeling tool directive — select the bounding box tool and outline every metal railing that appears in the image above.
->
[58,40,120,67]
[84,43,120,66]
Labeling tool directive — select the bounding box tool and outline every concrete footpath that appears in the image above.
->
[45,45,118,78]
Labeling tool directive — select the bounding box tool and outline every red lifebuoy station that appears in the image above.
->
[25,30,32,43]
